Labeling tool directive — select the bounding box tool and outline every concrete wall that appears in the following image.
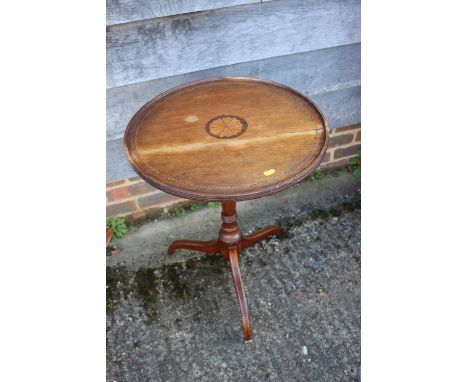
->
[106,0,361,182]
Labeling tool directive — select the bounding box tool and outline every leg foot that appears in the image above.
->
[228,247,252,342]
[241,225,287,249]
[168,239,219,255]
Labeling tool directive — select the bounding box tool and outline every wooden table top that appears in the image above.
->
[124,77,329,201]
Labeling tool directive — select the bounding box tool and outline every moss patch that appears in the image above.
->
[107,255,229,320]
[282,201,361,230]
[160,255,227,299]
[106,267,132,311]
[134,268,160,320]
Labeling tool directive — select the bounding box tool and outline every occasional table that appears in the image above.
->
[124,77,329,342]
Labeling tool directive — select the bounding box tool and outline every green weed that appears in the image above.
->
[308,171,325,181]
[106,217,127,239]
[175,207,186,216]
[190,202,204,212]
[348,149,361,178]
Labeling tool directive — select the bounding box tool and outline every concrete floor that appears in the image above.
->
[107,172,361,381]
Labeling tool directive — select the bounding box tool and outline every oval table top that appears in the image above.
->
[124,77,329,201]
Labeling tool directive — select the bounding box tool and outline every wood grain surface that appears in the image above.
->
[108,85,358,183]
[107,0,360,88]
[124,77,329,201]
[106,0,265,26]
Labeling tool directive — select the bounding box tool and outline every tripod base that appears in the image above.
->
[167,201,286,342]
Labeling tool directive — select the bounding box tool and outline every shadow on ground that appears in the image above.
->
[107,172,361,381]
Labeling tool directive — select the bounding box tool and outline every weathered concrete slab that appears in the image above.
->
[106,172,361,381]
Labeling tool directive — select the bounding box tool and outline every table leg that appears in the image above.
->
[241,225,287,249]
[168,239,219,255]
[166,200,287,342]
[228,246,252,342]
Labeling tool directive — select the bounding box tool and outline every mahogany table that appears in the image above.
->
[124,77,329,342]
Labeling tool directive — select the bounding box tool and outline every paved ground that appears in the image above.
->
[107,171,361,381]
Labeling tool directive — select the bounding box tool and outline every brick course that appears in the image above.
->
[106,179,126,189]
[106,200,137,217]
[138,192,183,208]
[106,186,131,202]
[106,123,361,221]
[329,133,353,148]
[321,158,350,170]
[333,123,360,133]
[128,182,158,196]
[334,144,361,159]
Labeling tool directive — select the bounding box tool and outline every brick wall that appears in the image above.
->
[323,123,361,169]
[106,124,361,222]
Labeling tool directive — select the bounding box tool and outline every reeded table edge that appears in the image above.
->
[124,76,330,202]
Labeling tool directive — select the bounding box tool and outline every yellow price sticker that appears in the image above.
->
[263,169,276,176]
